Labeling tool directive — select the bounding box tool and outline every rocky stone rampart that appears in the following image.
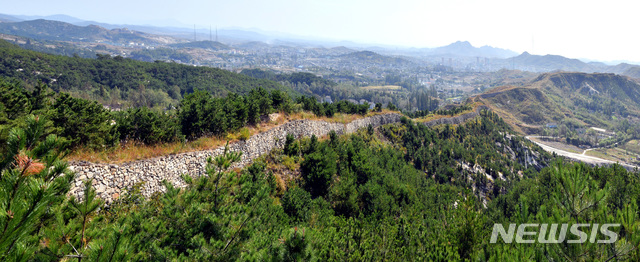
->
[69,107,491,203]
[69,113,403,202]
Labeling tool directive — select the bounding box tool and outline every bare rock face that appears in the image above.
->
[69,113,404,203]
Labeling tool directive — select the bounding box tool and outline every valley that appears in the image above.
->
[474,72,640,168]
[1,8,640,261]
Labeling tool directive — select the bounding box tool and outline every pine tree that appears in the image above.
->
[0,115,73,260]
[69,180,103,251]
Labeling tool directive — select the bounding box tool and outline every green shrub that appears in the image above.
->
[114,107,182,144]
[284,133,300,156]
[50,93,118,149]
[281,187,312,221]
[239,127,251,140]
[300,145,336,198]
[281,155,297,171]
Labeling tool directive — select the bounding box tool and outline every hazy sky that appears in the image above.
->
[5,0,640,62]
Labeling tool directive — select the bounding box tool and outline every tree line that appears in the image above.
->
[240,68,441,113]
[0,78,377,151]
[0,39,294,109]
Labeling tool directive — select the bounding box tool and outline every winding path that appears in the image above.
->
[526,135,638,170]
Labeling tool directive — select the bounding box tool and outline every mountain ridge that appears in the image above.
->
[426,40,518,58]
[475,72,640,133]
[0,19,177,45]
[504,52,640,78]
[3,14,640,77]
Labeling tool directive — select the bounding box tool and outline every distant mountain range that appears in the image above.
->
[509,52,599,72]
[5,14,86,24]
[502,52,640,78]
[0,13,518,57]
[425,41,518,59]
[0,19,181,45]
[2,13,640,76]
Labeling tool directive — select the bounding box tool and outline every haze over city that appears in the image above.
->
[6,0,640,63]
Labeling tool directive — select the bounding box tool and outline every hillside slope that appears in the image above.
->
[511,52,599,72]
[0,19,168,45]
[0,40,294,107]
[475,72,640,133]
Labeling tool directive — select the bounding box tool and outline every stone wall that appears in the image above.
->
[423,106,488,127]
[68,113,404,203]
[68,107,493,203]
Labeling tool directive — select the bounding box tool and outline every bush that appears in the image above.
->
[50,93,118,149]
[281,187,312,221]
[115,107,182,144]
[300,145,337,198]
[238,127,251,140]
[323,102,336,117]
[387,102,397,111]
[179,88,288,138]
[284,133,300,156]
[281,155,297,171]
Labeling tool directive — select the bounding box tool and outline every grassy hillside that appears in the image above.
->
[623,66,640,79]
[476,72,640,134]
[542,72,640,103]
[0,39,294,107]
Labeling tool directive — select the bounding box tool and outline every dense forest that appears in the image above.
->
[0,40,294,108]
[0,41,441,113]
[2,107,639,260]
[0,78,376,150]
[128,48,192,63]
[9,36,98,58]
[240,68,440,112]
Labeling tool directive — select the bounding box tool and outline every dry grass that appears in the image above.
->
[286,109,396,124]
[585,149,620,162]
[65,110,400,164]
[587,145,640,164]
[414,113,464,123]
[623,140,640,154]
[413,103,483,123]
[66,136,227,164]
